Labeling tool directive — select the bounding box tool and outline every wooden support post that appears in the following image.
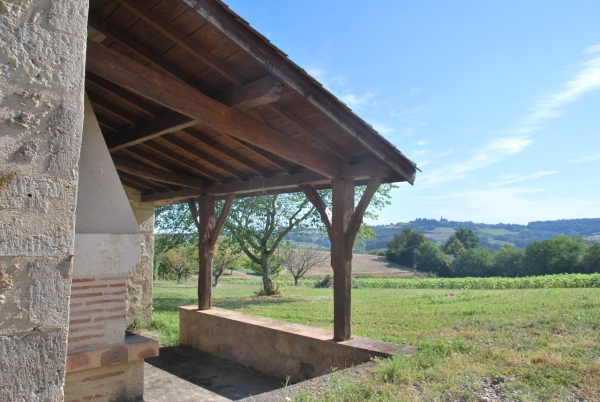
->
[302,175,384,341]
[188,193,236,310]
[331,178,355,341]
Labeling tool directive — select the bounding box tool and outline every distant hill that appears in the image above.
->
[285,218,600,252]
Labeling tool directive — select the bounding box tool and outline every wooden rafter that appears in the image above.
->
[86,41,343,178]
[112,156,208,188]
[118,0,245,85]
[215,76,282,111]
[182,0,416,183]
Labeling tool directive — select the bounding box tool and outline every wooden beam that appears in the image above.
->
[105,113,199,152]
[86,41,342,177]
[160,135,246,180]
[88,14,209,92]
[112,156,208,188]
[87,92,139,126]
[182,0,417,183]
[210,193,235,249]
[341,162,390,180]
[268,104,350,163]
[344,175,382,258]
[118,0,245,85]
[140,141,226,183]
[189,193,235,310]
[141,170,328,203]
[299,185,332,238]
[215,76,282,111]
[226,136,299,173]
[330,177,355,341]
[183,130,270,176]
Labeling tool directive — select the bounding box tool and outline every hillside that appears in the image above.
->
[285,218,600,252]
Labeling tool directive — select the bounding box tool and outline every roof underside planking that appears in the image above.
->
[85,0,418,205]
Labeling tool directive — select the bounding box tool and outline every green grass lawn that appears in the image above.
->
[477,228,519,236]
[147,279,600,401]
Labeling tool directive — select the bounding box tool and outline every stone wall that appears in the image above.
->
[124,186,154,326]
[180,307,416,383]
[0,0,88,399]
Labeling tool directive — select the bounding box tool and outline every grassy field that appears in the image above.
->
[146,279,600,401]
[477,228,520,236]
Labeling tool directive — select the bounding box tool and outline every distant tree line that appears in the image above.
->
[386,228,600,278]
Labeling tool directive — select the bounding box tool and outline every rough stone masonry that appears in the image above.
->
[0,0,88,400]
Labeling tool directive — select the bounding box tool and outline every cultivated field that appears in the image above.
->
[144,278,600,401]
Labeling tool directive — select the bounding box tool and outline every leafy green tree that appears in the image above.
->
[415,242,451,276]
[581,242,600,273]
[154,233,189,279]
[444,227,480,254]
[450,247,494,277]
[493,245,525,277]
[444,238,466,256]
[523,236,586,275]
[159,244,196,283]
[212,238,242,287]
[386,228,428,267]
[225,194,315,295]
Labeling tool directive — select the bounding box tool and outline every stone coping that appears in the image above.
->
[66,333,158,373]
[178,306,415,357]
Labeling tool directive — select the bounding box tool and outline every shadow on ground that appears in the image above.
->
[144,346,283,401]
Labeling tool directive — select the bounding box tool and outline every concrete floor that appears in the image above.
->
[143,347,284,401]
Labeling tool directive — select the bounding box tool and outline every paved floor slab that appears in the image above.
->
[143,347,283,401]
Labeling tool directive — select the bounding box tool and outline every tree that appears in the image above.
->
[160,244,196,283]
[225,193,315,295]
[444,238,466,256]
[281,244,328,285]
[450,247,494,277]
[386,228,428,267]
[212,238,242,287]
[444,227,480,254]
[523,236,586,276]
[415,241,451,276]
[581,242,600,274]
[493,245,524,277]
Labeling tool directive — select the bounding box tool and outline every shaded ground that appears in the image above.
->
[144,346,283,401]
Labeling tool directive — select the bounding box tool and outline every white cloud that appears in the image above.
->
[585,44,600,54]
[511,49,600,135]
[493,171,558,186]
[417,137,532,188]
[340,91,376,107]
[416,139,428,146]
[371,122,396,135]
[390,107,423,122]
[570,151,600,163]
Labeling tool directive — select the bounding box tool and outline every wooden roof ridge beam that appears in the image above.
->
[117,0,245,86]
[214,76,282,111]
[268,103,351,163]
[87,41,342,178]
[105,112,199,152]
[88,14,210,92]
[112,155,208,188]
[141,170,329,204]
[183,0,416,184]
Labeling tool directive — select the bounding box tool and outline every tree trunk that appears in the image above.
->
[213,275,219,287]
[294,276,299,286]
[260,255,275,295]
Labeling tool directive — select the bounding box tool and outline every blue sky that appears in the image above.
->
[225,0,600,225]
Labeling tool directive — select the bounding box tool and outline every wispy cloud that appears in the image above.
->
[390,107,423,122]
[371,122,396,136]
[511,47,600,135]
[493,171,558,186]
[417,137,531,188]
[340,91,376,108]
[570,151,600,164]
[416,139,428,146]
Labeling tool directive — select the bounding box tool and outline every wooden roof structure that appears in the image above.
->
[85,0,417,205]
